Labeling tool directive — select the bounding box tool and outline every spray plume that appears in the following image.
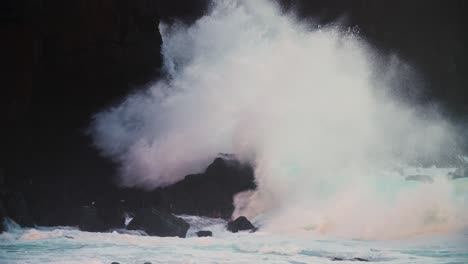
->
[89,0,466,238]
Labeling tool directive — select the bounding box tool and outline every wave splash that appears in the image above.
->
[89,0,467,238]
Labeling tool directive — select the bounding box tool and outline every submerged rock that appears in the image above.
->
[227,216,255,233]
[331,257,369,262]
[127,208,189,238]
[196,230,212,237]
[405,175,433,183]
[353,257,369,262]
[331,257,344,261]
[448,166,468,180]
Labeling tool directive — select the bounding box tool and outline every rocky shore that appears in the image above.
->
[1,157,256,236]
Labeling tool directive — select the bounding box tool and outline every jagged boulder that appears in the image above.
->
[227,216,255,233]
[196,230,212,237]
[160,157,256,219]
[127,208,189,237]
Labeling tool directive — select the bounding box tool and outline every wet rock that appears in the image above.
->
[95,199,126,230]
[160,157,256,219]
[227,216,255,233]
[196,230,212,237]
[127,208,189,238]
[353,257,369,262]
[78,201,125,232]
[331,257,369,262]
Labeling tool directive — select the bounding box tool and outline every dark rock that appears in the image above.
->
[78,203,125,232]
[127,208,189,238]
[143,262,152,264]
[331,257,369,262]
[353,257,369,262]
[227,216,255,233]
[78,206,106,232]
[331,257,344,261]
[111,262,120,264]
[95,199,126,230]
[405,175,434,183]
[160,157,256,219]
[196,230,212,237]
[1,192,34,227]
[98,208,126,230]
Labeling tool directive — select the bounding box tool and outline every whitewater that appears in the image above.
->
[88,0,468,238]
[1,166,467,263]
[1,203,468,264]
[2,0,468,262]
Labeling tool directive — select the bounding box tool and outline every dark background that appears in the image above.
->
[1,0,467,205]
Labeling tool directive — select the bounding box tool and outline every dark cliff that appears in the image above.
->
[0,0,466,219]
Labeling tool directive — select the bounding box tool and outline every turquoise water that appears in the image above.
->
[1,168,467,263]
[1,216,467,264]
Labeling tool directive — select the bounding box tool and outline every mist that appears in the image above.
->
[89,0,466,238]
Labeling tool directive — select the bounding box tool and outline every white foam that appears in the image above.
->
[1,222,467,263]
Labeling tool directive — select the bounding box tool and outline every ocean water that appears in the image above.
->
[1,207,467,264]
[1,166,468,264]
